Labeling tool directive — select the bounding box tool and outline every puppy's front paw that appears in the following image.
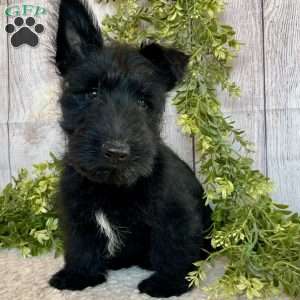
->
[49,268,106,290]
[138,273,190,298]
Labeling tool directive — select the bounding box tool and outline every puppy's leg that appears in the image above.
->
[138,197,208,297]
[49,229,107,290]
[49,166,109,291]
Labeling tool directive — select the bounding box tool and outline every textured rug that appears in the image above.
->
[0,250,228,300]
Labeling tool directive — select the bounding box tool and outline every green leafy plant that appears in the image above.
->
[1,0,300,299]
[0,154,62,257]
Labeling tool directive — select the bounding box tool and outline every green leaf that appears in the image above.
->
[0,154,62,256]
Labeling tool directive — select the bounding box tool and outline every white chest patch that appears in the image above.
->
[95,211,123,257]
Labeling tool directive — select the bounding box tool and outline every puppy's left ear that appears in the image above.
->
[140,42,189,91]
[56,0,103,75]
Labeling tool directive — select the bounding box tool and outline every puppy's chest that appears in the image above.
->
[95,210,124,257]
[94,202,149,257]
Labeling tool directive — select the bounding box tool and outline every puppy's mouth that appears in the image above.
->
[72,163,138,186]
[66,153,155,186]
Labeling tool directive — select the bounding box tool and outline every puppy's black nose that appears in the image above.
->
[103,142,130,162]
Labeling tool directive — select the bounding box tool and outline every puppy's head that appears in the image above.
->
[56,0,189,186]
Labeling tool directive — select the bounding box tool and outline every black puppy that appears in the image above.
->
[49,0,212,297]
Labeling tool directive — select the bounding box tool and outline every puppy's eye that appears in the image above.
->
[137,97,147,108]
[87,88,98,99]
[75,127,86,135]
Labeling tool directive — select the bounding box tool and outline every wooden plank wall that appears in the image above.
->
[264,1,300,212]
[0,1,10,187]
[7,0,63,184]
[222,0,300,212]
[0,0,299,212]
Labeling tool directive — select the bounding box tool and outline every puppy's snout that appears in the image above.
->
[103,142,130,162]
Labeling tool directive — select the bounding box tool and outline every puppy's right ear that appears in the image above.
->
[140,42,189,91]
[56,0,103,75]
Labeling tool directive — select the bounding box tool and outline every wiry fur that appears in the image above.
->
[49,0,212,297]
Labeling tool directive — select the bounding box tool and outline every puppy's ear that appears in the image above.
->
[56,0,103,75]
[140,42,189,91]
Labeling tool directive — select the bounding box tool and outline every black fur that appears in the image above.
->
[49,0,212,297]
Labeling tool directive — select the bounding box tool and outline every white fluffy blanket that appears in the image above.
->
[0,250,230,300]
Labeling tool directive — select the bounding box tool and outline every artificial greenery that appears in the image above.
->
[0,154,62,257]
[1,0,300,299]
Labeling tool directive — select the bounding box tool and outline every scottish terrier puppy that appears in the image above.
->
[49,0,212,297]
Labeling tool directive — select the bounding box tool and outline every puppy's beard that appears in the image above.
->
[72,163,154,186]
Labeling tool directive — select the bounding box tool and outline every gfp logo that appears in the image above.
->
[5,4,46,17]
[5,4,46,48]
